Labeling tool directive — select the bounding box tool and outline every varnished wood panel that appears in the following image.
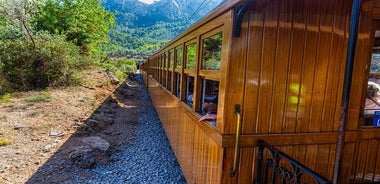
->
[220,143,338,183]
[147,77,223,183]
[140,0,380,183]
[238,0,265,134]
[271,0,292,134]
[225,0,351,134]
[223,7,250,135]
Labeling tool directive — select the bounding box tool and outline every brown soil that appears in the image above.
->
[0,67,138,183]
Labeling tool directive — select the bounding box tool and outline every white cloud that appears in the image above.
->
[138,0,160,4]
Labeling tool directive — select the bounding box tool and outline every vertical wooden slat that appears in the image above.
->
[364,139,379,181]
[315,144,331,177]
[222,148,238,183]
[256,0,277,134]
[271,0,292,134]
[284,0,307,133]
[244,0,265,134]
[309,0,334,133]
[237,147,255,183]
[375,141,380,175]
[297,0,320,133]
[225,6,249,134]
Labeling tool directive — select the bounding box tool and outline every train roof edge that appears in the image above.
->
[147,0,243,59]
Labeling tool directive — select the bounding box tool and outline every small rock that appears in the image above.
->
[42,143,56,153]
[49,129,65,137]
[13,125,25,130]
[108,71,119,85]
[81,136,110,152]
[0,163,8,173]
[69,146,96,169]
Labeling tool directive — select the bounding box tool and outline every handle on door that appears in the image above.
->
[230,104,241,177]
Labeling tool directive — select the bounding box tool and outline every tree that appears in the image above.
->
[0,0,83,90]
[35,0,115,54]
[0,0,40,45]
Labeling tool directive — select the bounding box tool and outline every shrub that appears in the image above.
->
[0,32,81,90]
[95,58,136,81]
[0,93,11,103]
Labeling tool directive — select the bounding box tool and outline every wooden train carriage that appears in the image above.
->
[140,0,380,183]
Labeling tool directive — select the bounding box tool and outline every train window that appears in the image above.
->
[167,71,172,92]
[183,75,195,107]
[185,43,197,70]
[160,59,164,85]
[163,53,166,68]
[364,24,380,126]
[202,32,223,70]
[175,73,181,98]
[169,50,174,70]
[198,78,219,127]
[176,47,183,69]
[167,50,174,92]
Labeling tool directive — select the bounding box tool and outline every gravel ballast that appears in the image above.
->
[26,73,187,184]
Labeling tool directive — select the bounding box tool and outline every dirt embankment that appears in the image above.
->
[0,68,136,183]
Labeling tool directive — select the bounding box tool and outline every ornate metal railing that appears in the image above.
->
[254,140,331,184]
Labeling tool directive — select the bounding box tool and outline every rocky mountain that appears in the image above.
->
[101,0,225,58]
[102,0,225,27]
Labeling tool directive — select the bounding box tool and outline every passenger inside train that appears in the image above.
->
[364,38,380,126]
[198,79,219,127]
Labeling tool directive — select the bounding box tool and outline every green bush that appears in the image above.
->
[0,93,11,103]
[95,58,136,81]
[0,32,81,90]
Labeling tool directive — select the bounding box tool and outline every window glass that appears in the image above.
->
[198,78,219,127]
[169,50,174,69]
[184,75,194,107]
[364,29,380,126]
[186,43,196,70]
[202,32,223,70]
[168,72,172,92]
[162,71,167,88]
[175,73,181,98]
[176,48,183,69]
[162,54,166,68]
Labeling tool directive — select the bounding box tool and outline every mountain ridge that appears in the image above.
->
[101,0,225,58]
[103,0,224,27]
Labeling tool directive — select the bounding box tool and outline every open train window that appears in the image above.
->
[175,73,181,98]
[185,42,197,70]
[198,78,219,127]
[201,32,223,70]
[162,54,167,88]
[176,47,183,69]
[168,50,174,92]
[183,75,194,107]
[364,22,380,126]
[167,71,172,92]
[169,50,174,70]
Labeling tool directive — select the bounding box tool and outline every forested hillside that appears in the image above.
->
[0,0,223,93]
[101,0,225,59]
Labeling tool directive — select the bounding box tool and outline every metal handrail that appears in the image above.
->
[254,140,331,184]
[230,104,241,176]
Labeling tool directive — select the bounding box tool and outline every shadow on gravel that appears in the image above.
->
[26,74,186,184]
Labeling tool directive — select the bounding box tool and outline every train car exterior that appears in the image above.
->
[140,0,380,183]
